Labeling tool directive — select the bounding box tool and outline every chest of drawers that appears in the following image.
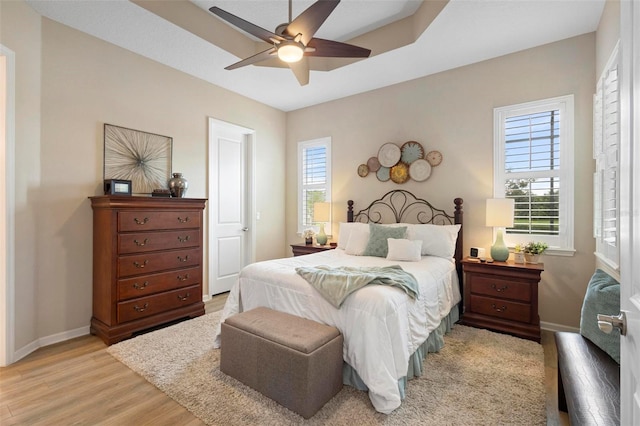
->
[461,259,544,342]
[90,196,207,344]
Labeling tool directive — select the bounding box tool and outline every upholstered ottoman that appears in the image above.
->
[220,307,344,419]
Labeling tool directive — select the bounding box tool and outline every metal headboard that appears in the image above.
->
[347,190,464,315]
[347,189,462,225]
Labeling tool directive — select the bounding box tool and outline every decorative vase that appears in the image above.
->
[168,173,189,198]
[514,252,525,264]
[305,237,313,245]
[524,253,540,264]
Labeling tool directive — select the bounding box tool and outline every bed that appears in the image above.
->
[214,190,464,414]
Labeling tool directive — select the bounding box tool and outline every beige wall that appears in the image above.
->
[2,2,286,353]
[596,0,620,79]
[1,0,42,350]
[286,34,597,329]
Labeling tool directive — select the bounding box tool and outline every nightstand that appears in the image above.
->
[460,258,544,342]
[291,243,336,257]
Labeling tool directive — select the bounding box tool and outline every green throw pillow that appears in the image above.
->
[362,224,407,258]
[579,269,620,364]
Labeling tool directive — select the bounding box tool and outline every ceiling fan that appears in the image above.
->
[209,0,371,85]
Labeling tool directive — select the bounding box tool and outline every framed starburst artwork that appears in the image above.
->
[103,124,172,195]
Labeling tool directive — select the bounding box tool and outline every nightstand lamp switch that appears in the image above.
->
[486,198,514,262]
[313,202,330,245]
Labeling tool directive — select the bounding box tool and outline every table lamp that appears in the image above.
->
[486,198,514,262]
[313,202,330,245]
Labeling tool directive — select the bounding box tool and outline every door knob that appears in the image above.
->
[597,311,627,336]
[242,227,249,232]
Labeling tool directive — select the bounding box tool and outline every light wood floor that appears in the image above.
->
[1,294,568,425]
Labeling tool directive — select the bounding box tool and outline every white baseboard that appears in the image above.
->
[540,321,579,334]
[13,325,90,363]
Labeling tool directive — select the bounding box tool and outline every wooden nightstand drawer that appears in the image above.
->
[469,275,531,302]
[470,295,532,323]
[461,258,543,342]
[291,244,335,256]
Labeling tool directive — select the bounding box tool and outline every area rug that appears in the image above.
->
[107,312,546,425]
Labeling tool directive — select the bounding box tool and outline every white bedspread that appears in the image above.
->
[213,249,461,414]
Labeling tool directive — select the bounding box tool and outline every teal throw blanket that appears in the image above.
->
[295,265,419,309]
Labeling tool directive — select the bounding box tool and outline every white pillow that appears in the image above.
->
[337,222,369,249]
[386,238,423,262]
[344,228,370,255]
[407,224,461,258]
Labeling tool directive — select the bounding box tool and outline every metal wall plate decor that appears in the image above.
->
[103,124,172,195]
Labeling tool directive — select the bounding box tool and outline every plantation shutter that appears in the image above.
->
[593,46,619,268]
[298,138,331,233]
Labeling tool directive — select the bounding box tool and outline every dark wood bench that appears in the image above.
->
[555,331,620,425]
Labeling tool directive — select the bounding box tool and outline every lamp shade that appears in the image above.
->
[313,202,331,223]
[486,198,515,228]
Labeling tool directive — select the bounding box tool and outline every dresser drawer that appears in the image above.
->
[117,284,201,323]
[118,210,201,232]
[118,248,201,277]
[469,275,531,302]
[470,295,531,323]
[117,266,201,300]
[118,230,200,254]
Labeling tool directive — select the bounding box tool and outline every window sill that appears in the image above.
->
[511,247,575,257]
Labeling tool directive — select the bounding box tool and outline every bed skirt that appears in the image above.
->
[342,304,460,399]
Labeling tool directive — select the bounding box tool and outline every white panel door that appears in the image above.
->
[619,1,640,423]
[209,119,253,295]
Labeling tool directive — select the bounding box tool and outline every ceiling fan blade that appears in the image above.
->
[225,47,277,70]
[209,6,284,43]
[288,58,310,86]
[285,0,340,46]
[306,38,371,58]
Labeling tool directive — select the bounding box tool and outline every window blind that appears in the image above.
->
[505,110,561,237]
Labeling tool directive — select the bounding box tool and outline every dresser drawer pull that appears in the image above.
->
[491,283,508,292]
[133,260,149,268]
[133,238,149,247]
[177,216,190,223]
[178,235,190,243]
[491,304,507,313]
[134,217,149,225]
[177,255,190,263]
[177,274,189,282]
[133,303,149,312]
[177,293,191,301]
[133,281,149,290]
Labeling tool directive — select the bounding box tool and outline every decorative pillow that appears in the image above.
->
[386,238,422,262]
[580,269,621,364]
[407,224,461,259]
[362,224,407,258]
[345,228,370,256]
[337,222,369,249]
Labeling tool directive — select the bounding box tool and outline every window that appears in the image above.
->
[494,95,574,253]
[297,137,331,234]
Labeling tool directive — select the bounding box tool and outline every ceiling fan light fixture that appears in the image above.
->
[277,40,305,63]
